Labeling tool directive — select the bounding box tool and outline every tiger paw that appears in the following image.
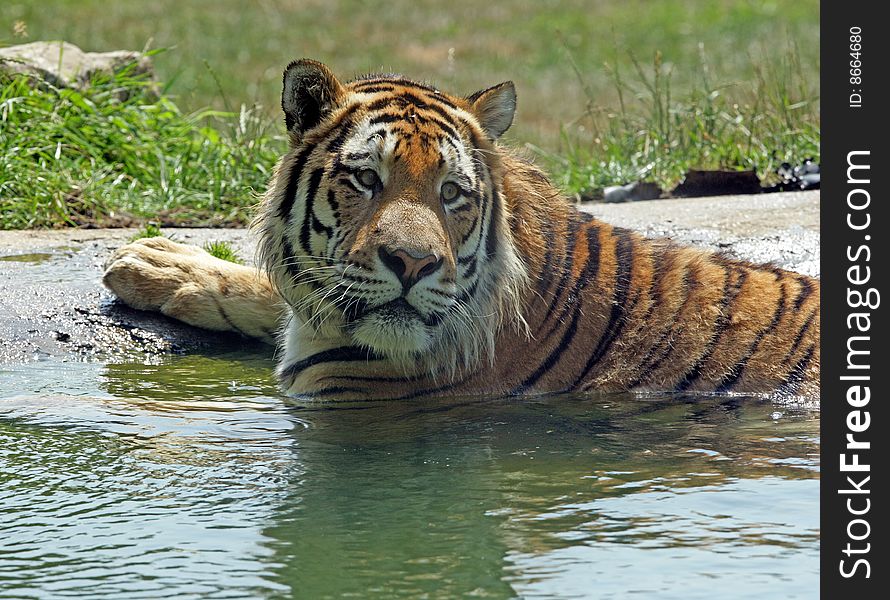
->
[102,236,220,312]
[103,236,282,342]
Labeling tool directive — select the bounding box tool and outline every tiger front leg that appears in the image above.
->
[103,237,286,344]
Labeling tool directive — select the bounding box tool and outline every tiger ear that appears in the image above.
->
[282,59,345,136]
[467,81,516,139]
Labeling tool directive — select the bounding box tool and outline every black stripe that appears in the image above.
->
[423,311,444,327]
[515,303,583,394]
[394,90,430,109]
[538,217,581,336]
[299,168,325,252]
[462,187,491,267]
[366,128,389,143]
[454,279,479,303]
[637,242,673,320]
[428,288,455,299]
[781,344,816,394]
[540,220,600,340]
[329,160,364,179]
[280,346,382,382]
[401,89,461,111]
[366,103,460,142]
[278,145,315,220]
[457,207,481,252]
[353,85,396,94]
[280,236,325,292]
[615,243,669,350]
[570,228,636,389]
[393,379,464,401]
[793,276,813,310]
[441,134,463,155]
[535,220,557,297]
[342,271,386,284]
[311,213,333,238]
[279,109,359,232]
[468,142,485,180]
[781,309,817,366]
[462,256,478,278]
[466,278,480,298]
[327,189,340,218]
[628,257,693,387]
[337,176,363,195]
[673,266,749,392]
[365,95,425,113]
[324,105,363,153]
[404,109,461,141]
[715,277,787,392]
[369,112,403,125]
[514,224,602,392]
[485,186,502,259]
[414,97,461,123]
[307,386,371,398]
[467,126,485,150]
[424,115,460,143]
[211,296,247,337]
[330,230,349,257]
[353,83,462,111]
[352,78,440,95]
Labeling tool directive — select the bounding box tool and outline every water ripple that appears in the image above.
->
[1,357,819,599]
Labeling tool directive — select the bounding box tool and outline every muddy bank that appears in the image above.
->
[0,191,818,365]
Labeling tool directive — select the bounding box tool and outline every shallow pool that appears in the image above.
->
[0,351,819,599]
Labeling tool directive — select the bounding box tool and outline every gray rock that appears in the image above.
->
[602,181,663,203]
[671,169,762,197]
[0,41,154,97]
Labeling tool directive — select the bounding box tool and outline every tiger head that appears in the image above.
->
[256,59,529,374]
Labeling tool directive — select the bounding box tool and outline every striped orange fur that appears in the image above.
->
[104,59,820,400]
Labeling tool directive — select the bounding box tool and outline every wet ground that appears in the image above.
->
[0,229,262,365]
[0,190,818,365]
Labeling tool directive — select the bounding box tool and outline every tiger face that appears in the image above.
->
[256,60,528,373]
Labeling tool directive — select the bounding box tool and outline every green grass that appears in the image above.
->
[129,223,164,241]
[203,240,243,264]
[538,44,820,196]
[1,0,819,228]
[2,0,818,147]
[126,224,243,263]
[0,64,284,229]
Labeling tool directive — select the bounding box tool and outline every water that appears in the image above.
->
[0,351,819,599]
[0,254,56,264]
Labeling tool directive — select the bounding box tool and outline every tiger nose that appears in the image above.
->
[378,247,443,291]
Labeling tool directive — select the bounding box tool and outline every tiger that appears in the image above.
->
[103,59,820,400]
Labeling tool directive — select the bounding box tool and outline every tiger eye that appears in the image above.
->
[358,168,380,189]
[441,182,460,203]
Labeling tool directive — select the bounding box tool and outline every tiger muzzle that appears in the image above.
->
[378,247,443,292]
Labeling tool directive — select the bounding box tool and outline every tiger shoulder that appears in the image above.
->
[103,59,820,400]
